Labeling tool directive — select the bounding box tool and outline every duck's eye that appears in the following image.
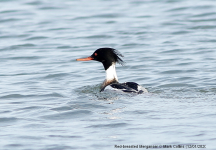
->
[94,53,97,56]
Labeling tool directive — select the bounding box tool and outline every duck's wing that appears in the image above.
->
[110,82,147,94]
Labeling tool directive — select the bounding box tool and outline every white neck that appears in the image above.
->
[100,63,118,91]
[106,63,118,82]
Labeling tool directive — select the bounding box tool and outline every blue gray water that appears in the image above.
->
[1,0,216,150]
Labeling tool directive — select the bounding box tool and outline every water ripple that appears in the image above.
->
[87,123,128,129]
[0,92,64,99]
[42,110,92,120]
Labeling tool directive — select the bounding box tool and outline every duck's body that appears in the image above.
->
[76,48,148,94]
[107,82,147,94]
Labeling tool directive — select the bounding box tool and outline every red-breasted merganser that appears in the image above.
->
[76,48,148,94]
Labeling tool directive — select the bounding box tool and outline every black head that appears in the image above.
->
[77,48,124,70]
[90,48,124,70]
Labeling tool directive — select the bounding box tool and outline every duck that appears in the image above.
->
[76,48,148,94]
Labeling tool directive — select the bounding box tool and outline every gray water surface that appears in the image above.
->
[1,0,216,150]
